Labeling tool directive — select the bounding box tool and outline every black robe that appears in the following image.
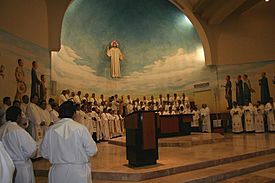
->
[31,68,40,97]
[243,80,251,103]
[259,76,270,104]
[236,80,244,106]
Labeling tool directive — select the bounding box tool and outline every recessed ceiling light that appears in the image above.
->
[265,0,269,2]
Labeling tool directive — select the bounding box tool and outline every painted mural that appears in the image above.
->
[0,29,51,101]
[52,0,212,97]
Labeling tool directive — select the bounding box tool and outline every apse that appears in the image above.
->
[51,0,209,96]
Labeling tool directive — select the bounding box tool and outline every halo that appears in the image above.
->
[111,40,119,47]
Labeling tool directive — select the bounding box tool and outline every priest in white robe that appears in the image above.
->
[191,107,200,127]
[230,102,243,133]
[265,98,275,132]
[0,106,37,183]
[100,108,110,140]
[243,103,255,132]
[200,104,211,133]
[254,102,265,133]
[106,40,124,78]
[0,141,15,183]
[40,101,97,183]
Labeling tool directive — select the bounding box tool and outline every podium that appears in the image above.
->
[125,111,158,167]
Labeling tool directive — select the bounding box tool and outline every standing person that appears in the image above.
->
[2,97,11,112]
[0,106,37,183]
[20,95,29,115]
[265,98,275,132]
[15,59,27,101]
[0,140,15,183]
[74,91,82,104]
[200,104,211,133]
[230,102,243,133]
[59,90,67,106]
[243,74,253,104]
[243,102,255,132]
[39,74,47,100]
[31,61,40,98]
[259,72,270,104]
[254,101,265,133]
[236,75,244,106]
[40,101,97,183]
[224,75,232,109]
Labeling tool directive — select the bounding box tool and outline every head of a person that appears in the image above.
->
[39,100,47,110]
[270,97,274,103]
[85,93,89,98]
[32,61,38,69]
[186,103,190,108]
[3,97,11,106]
[243,74,248,80]
[30,95,39,104]
[182,93,186,98]
[0,109,4,126]
[71,92,75,97]
[180,106,184,111]
[100,94,104,99]
[41,74,45,82]
[59,101,76,119]
[245,102,249,106]
[174,93,177,97]
[237,75,242,80]
[6,106,22,124]
[261,72,266,77]
[77,91,81,96]
[66,89,70,95]
[75,104,81,111]
[226,75,230,81]
[61,90,66,95]
[18,59,23,67]
[111,41,118,48]
[166,94,170,98]
[52,103,59,112]
[92,93,95,98]
[22,95,29,104]
[159,94,162,98]
[233,101,237,108]
[13,100,21,108]
[48,98,55,106]
[169,106,172,112]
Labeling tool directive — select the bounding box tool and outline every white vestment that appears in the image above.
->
[40,118,97,183]
[20,103,28,115]
[107,113,115,138]
[0,122,36,183]
[100,113,110,140]
[26,103,43,141]
[243,105,255,132]
[58,95,67,106]
[50,109,60,123]
[191,110,200,127]
[200,107,211,132]
[230,107,243,133]
[254,106,265,133]
[73,110,85,125]
[0,141,15,183]
[265,102,275,132]
[90,111,102,141]
[107,47,123,78]
[114,114,122,136]
[73,95,81,104]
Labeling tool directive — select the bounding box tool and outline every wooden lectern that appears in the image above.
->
[125,111,158,167]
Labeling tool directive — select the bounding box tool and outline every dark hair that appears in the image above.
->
[32,61,36,66]
[59,101,76,118]
[3,97,10,104]
[13,100,20,106]
[6,106,21,122]
[18,59,22,64]
[22,95,29,100]
[48,98,55,104]
[40,74,45,79]
[226,75,230,79]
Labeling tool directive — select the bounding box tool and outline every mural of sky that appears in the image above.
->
[52,0,212,96]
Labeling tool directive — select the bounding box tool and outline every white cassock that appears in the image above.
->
[107,113,115,138]
[40,118,97,183]
[0,122,36,183]
[20,103,28,115]
[73,110,85,125]
[0,141,15,183]
[230,107,243,133]
[107,47,123,78]
[90,111,102,141]
[119,115,125,133]
[183,108,191,114]
[265,102,275,132]
[59,94,67,105]
[26,102,43,141]
[50,109,60,123]
[200,107,211,132]
[163,111,176,115]
[114,114,122,136]
[243,105,255,132]
[191,110,200,127]
[100,113,110,140]
[254,106,265,133]
[40,108,53,132]
[73,95,81,104]
[84,113,94,135]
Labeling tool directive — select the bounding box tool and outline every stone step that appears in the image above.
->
[91,148,275,181]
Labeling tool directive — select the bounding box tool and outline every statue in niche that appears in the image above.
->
[106,40,124,78]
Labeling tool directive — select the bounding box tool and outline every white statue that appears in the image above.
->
[106,40,124,78]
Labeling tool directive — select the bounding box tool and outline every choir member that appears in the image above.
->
[107,109,115,138]
[101,108,110,140]
[82,93,89,102]
[39,100,53,134]
[98,94,106,105]
[243,102,255,132]
[47,98,55,112]
[114,111,122,136]
[200,104,211,132]
[2,96,11,112]
[0,140,15,183]
[89,93,97,104]
[40,101,97,183]
[20,95,29,114]
[265,98,275,132]
[191,106,200,128]
[236,75,244,106]
[0,106,37,183]
[254,101,265,133]
[230,102,243,133]
[65,89,70,100]
[183,103,192,114]
[74,91,82,104]
[158,94,164,105]
[59,90,67,105]
[49,103,60,123]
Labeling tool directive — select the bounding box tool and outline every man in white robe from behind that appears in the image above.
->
[0,106,37,183]
[40,101,97,183]
[200,104,211,132]
[265,98,275,132]
[230,102,243,133]
[0,140,15,183]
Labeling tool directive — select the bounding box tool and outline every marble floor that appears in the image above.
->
[33,133,275,182]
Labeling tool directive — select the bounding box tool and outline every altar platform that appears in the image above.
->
[33,133,275,183]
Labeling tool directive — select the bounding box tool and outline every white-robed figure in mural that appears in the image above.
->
[107,40,124,78]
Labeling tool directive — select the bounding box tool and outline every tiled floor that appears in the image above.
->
[33,133,275,182]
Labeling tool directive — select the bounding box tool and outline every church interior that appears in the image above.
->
[0,0,275,183]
